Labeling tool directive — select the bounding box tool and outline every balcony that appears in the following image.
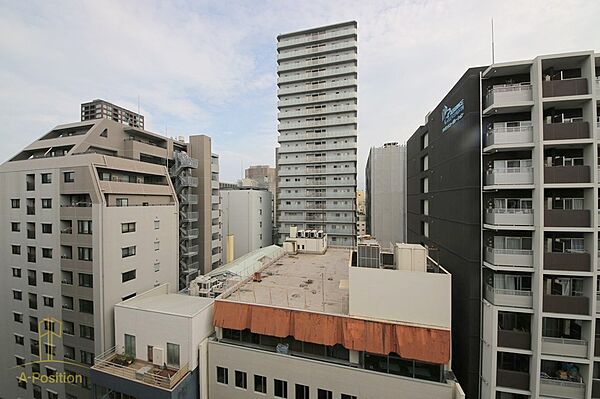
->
[278,41,356,60]
[484,284,532,308]
[543,121,590,140]
[278,27,357,48]
[496,369,530,391]
[278,104,357,119]
[543,295,589,315]
[485,83,533,109]
[542,336,588,358]
[545,209,591,227]
[542,78,588,97]
[596,77,600,92]
[544,165,590,184]
[279,142,357,153]
[539,378,585,399]
[278,117,356,131]
[485,208,533,226]
[278,53,357,72]
[278,92,356,108]
[544,251,590,272]
[92,346,189,390]
[278,79,357,95]
[484,246,533,268]
[485,125,533,147]
[277,66,356,84]
[498,329,531,350]
[279,130,356,142]
[485,166,534,186]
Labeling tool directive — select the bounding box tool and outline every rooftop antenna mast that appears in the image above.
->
[137,94,140,115]
[491,18,495,64]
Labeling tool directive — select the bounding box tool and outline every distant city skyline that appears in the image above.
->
[1,0,599,186]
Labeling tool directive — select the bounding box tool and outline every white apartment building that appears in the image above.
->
[366,142,407,246]
[481,51,600,399]
[276,21,358,247]
[220,187,272,264]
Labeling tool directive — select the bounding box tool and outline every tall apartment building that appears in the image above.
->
[0,119,180,399]
[276,21,358,247]
[220,186,272,264]
[408,51,600,399]
[366,142,407,246]
[245,165,277,241]
[81,99,144,129]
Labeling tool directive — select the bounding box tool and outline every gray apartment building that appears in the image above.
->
[366,142,407,246]
[408,50,600,399]
[0,101,222,399]
[276,21,358,247]
[81,99,145,129]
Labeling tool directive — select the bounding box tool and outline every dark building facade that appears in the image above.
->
[407,67,485,399]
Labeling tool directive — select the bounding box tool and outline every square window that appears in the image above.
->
[11,199,20,208]
[11,222,20,232]
[42,224,52,234]
[42,272,53,283]
[79,299,94,314]
[116,198,128,207]
[12,245,21,255]
[275,379,288,398]
[42,248,53,259]
[13,290,22,300]
[43,296,54,307]
[254,374,267,394]
[122,246,136,258]
[154,220,160,229]
[12,267,21,278]
[78,273,93,288]
[295,384,309,399]
[317,389,332,399]
[235,370,247,389]
[63,321,74,335]
[121,222,136,233]
[14,334,24,345]
[41,173,52,184]
[13,312,23,323]
[64,172,74,183]
[42,198,52,209]
[217,366,228,384]
[122,270,136,283]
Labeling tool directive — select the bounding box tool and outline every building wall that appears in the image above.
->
[208,340,459,399]
[220,189,272,263]
[406,67,484,399]
[366,143,407,246]
[276,21,358,247]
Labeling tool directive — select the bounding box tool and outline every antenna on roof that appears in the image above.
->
[491,18,495,64]
[137,95,140,115]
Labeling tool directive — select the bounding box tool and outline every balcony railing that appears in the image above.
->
[544,165,590,184]
[278,80,357,95]
[485,125,533,147]
[484,246,533,268]
[541,336,588,358]
[539,377,585,399]
[484,284,532,308]
[278,28,357,48]
[277,66,356,84]
[278,104,357,119]
[496,369,530,391]
[542,77,588,97]
[498,329,531,350]
[484,208,533,226]
[485,166,534,186]
[543,294,589,315]
[278,53,357,72]
[278,92,355,108]
[93,346,189,390]
[485,83,532,109]
[279,130,357,141]
[278,117,356,130]
[543,121,590,140]
[544,251,590,272]
[278,41,356,60]
[544,209,590,228]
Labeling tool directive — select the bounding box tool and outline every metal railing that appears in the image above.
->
[278,117,356,130]
[487,125,533,135]
[278,28,356,47]
[278,104,357,118]
[278,80,357,95]
[488,82,532,94]
[541,336,587,346]
[278,53,357,72]
[486,284,532,297]
[486,208,533,214]
[486,166,533,175]
[540,377,585,389]
[278,41,356,60]
[93,346,188,390]
[278,92,355,107]
[486,246,533,256]
[278,66,356,83]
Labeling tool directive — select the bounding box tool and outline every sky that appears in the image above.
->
[1,0,599,187]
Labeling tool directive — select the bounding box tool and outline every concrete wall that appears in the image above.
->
[208,340,458,399]
[348,266,451,329]
[220,190,272,263]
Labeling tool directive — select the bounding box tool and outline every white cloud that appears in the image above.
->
[0,0,599,186]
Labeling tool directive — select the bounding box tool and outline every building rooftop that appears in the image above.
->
[118,291,213,317]
[220,247,351,314]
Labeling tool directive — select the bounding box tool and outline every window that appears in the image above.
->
[78,273,93,288]
[62,296,73,310]
[30,316,38,332]
[64,172,74,183]
[42,248,53,259]
[255,374,267,394]
[42,272,53,283]
[154,241,160,251]
[43,296,54,307]
[79,299,94,314]
[78,247,93,261]
[62,270,73,285]
[121,222,136,233]
[11,222,20,232]
[78,220,92,234]
[28,269,37,286]
[217,366,228,384]
[122,270,136,283]
[421,221,429,237]
[63,321,74,335]
[80,350,94,366]
[295,384,310,399]
[15,334,24,345]
[421,177,429,193]
[80,325,94,340]
[41,198,52,209]
[42,223,52,234]
[235,370,247,389]
[12,267,21,277]
[29,293,38,310]
[275,379,288,398]
[13,312,23,323]
[421,132,429,149]
[47,391,58,399]
[154,220,160,229]
[26,174,35,191]
[341,395,357,399]
[166,342,180,367]
[17,378,26,389]
[64,346,75,360]
[122,246,136,258]
[154,261,160,272]
[121,292,136,301]
[41,173,52,184]
[11,198,20,208]
[13,290,22,300]
[12,245,21,255]
[116,198,128,207]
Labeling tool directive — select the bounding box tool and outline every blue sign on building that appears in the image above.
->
[441,99,465,132]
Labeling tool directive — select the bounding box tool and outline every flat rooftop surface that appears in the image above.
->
[221,248,352,314]
[119,293,213,317]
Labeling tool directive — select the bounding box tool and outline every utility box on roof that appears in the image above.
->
[394,243,427,272]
